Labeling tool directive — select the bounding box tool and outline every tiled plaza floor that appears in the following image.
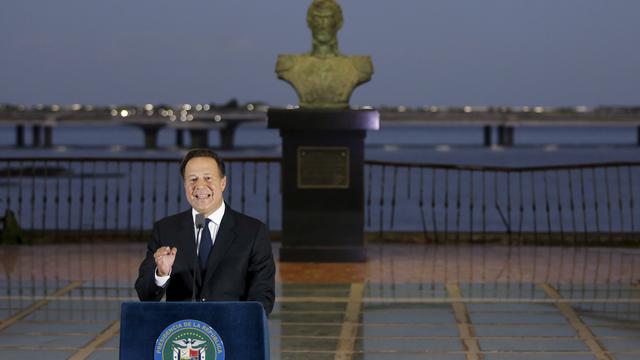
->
[0,242,638,359]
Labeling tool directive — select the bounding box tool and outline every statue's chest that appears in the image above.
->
[293,58,359,102]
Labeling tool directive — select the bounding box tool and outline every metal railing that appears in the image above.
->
[1,157,639,244]
[367,161,640,244]
[1,157,639,311]
[0,157,281,242]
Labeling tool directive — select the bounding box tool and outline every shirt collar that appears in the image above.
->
[191,202,226,226]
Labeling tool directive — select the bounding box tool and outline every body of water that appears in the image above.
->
[0,122,638,166]
[1,122,638,232]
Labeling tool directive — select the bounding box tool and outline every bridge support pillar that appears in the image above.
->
[141,125,161,149]
[483,125,492,147]
[43,126,53,147]
[189,129,208,148]
[637,126,640,146]
[175,129,184,148]
[219,123,239,150]
[32,125,41,147]
[497,125,514,146]
[16,125,25,147]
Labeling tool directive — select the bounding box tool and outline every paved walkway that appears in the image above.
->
[0,243,638,359]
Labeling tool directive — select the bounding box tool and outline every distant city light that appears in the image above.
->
[429,106,438,112]
[195,104,203,111]
[186,114,194,121]
[463,106,472,113]
[397,106,407,112]
[51,105,60,112]
[214,115,222,122]
[120,109,129,117]
[144,104,153,111]
[522,106,530,112]
[247,104,255,111]
[71,104,82,111]
[110,109,118,116]
[183,104,192,111]
[203,104,211,111]
[534,106,544,113]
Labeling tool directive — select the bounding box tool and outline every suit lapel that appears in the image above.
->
[175,210,200,287]
[202,206,236,285]
[178,210,198,262]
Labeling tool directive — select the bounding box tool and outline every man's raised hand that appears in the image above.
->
[154,246,177,277]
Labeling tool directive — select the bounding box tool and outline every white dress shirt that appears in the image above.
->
[154,203,226,287]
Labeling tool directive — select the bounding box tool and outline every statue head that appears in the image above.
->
[307,0,343,54]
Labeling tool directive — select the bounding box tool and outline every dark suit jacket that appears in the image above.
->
[135,205,276,315]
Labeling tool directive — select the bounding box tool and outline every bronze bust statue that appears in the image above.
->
[276,0,373,109]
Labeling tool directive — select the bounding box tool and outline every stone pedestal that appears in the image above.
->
[268,108,379,262]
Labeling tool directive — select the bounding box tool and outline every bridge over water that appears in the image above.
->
[1,107,639,149]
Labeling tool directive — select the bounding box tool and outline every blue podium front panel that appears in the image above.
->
[120,301,269,360]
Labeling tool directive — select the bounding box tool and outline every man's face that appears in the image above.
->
[183,156,226,216]
[311,12,337,44]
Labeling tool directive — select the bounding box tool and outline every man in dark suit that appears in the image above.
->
[135,149,276,315]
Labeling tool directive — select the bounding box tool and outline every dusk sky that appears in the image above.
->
[2,0,639,107]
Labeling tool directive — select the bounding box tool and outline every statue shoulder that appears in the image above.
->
[350,56,373,75]
[276,54,299,73]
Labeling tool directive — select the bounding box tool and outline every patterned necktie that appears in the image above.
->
[199,218,213,274]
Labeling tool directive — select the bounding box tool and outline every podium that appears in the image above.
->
[120,302,270,360]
